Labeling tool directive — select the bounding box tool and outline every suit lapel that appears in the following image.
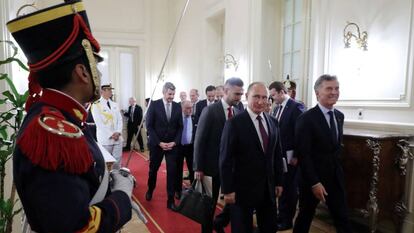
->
[279,99,292,124]
[263,113,275,156]
[314,105,334,143]
[159,100,169,123]
[217,101,226,126]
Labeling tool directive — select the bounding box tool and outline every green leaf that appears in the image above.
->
[0,149,13,160]
[2,75,21,101]
[0,40,28,71]
[0,126,7,140]
[2,113,13,122]
[2,90,16,104]
[16,91,29,108]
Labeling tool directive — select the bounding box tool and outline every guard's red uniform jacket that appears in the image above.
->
[14,88,131,232]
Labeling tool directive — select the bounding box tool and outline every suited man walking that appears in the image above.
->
[269,81,304,230]
[193,77,244,233]
[293,74,352,233]
[145,82,183,210]
[123,97,144,152]
[175,100,196,198]
[220,82,284,233]
[195,85,216,121]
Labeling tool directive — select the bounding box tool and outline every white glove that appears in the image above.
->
[110,169,134,198]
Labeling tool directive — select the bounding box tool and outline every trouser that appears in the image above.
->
[293,181,352,233]
[176,144,194,192]
[201,174,231,233]
[126,125,144,150]
[278,164,299,224]
[229,193,277,233]
[147,146,178,199]
[103,143,122,169]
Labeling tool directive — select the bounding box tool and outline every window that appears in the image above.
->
[282,0,303,99]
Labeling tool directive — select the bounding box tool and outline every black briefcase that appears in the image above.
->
[175,180,214,224]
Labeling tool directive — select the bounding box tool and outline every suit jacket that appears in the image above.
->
[146,99,183,147]
[219,111,284,207]
[195,99,207,122]
[193,101,240,176]
[295,105,344,188]
[91,97,123,145]
[278,98,304,156]
[124,104,143,129]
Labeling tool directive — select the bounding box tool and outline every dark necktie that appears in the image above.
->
[166,103,171,121]
[256,115,268,152]
[107,101,111,109]
[275,104,283,120]
[227,106,233,119]
[130,106,135,122]
[328,111,338,144]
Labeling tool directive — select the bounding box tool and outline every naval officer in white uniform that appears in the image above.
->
[91,83,124,169]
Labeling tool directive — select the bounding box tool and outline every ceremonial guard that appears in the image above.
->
[91,83,124,169]
[8,0,133,232]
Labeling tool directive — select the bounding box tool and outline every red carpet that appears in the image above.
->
[124,151,230,233]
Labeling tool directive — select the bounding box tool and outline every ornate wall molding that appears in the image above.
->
[365,139,381,233]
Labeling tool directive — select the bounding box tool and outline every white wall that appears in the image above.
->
[309,0,414,131]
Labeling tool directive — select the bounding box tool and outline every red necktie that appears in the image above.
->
[256,115,268,152]
[227,106,233,119]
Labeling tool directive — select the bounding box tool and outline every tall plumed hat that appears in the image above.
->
[7,0,101,110]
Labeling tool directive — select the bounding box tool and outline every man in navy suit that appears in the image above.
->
[145,82,183,210]
[193,77,244,233]
[195,85,216,121]
[175,100,196,198]
[293,75,351,233]
[269,81,304,230]
[123,97,144,152]
[220,82,284,233]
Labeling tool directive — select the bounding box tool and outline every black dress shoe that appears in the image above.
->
[213,223,225,233]
[167,199,177,211]
[277,222,293,231]
[145,190,153,201]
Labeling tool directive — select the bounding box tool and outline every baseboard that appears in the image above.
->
[403,213,414,233]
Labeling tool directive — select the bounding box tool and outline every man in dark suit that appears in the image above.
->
[123,97,144,152]
[193,77,244,233]
[283,79,306,111]
[220,82,284,233]
[293,74,351,233]
[269,81,304,230]
[189,88,200,116]
[195,85,216,121]
[145,82,183,210]
[175,100,196,198]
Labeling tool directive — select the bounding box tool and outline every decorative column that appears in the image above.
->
[366,139,381,233]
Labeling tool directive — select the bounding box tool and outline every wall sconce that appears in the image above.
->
[343,22,368,51]
[223,53,238,71]
[16,2,38,17]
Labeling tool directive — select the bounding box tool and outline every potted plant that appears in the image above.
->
[0,40,28,233]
